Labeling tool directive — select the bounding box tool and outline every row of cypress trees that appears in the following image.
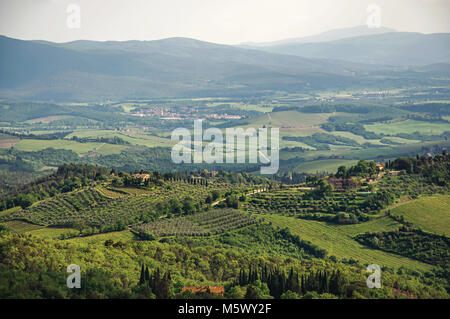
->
[138,265,171,299]
[238,265,347,298]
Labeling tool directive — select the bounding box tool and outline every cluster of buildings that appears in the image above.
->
[130,106,241,120]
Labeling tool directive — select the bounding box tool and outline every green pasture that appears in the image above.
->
[264,214,433,271]
[294,159,359,174]
[390,195,450,236]
[13,138,128,155]
[365,120,449,135]
[65,129,174,147]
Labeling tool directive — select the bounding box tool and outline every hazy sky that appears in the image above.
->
[0,0,449,44]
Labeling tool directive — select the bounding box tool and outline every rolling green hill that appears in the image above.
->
[390,195,450,236]
[264,214,433,271]
[0,155,448,299]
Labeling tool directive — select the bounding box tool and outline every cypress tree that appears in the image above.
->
[139,264,145,285]
[301,274,306,294]
[287,268,299,293]
[145,266,150,283]
[323,270,329,293]
[157,272,170,299]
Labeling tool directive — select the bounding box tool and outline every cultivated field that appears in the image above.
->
[264,214,433,271]
[391,195,450,236]
[13,139,128,155]
[68,230,137,243]
[1,220,43,232]
[238,111,331,134]
[294,159,359,174]
[364,120,450,135]
[0,180,252,230]
[134,209,259,237]
[65,129,174,148]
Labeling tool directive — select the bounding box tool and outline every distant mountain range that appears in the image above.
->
[0,26,449,101]
[240,25,396,46]
[245,29,450,66]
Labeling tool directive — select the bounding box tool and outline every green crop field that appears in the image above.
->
[0,133,15,140]
[280,139,316,149]
[263,214,433,271]
[25,226,79,239]
[332,217,400,236]
[364,120,450,135]
[330,132,421,147]
[65,129,174,148]
[13,139,128,155]
[25,115,75,124]
[329,131,385,145]
[206,102,274,113]
[294,159,359,174]
[68,230,137,244]
[239,111,332,134]
[1,220,44,232]
[281,140,450,162]
[391,195,450,236]
[381,136,421,144]
[0,219,72,239]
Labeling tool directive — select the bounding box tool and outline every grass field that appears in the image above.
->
[329,131,385,145]
[380,136,421,144]
[281,140,316,149]
[294,159,359,174]
[0,133,18,141]
[13,139,128,155]
[113,102,146,113]
[26,227,79,239]
[281,139,450,162]
[333,217,400,236]
[1,220,44,232]
[330,131,420,146]
[65,129,174,148]
[390,195,450,236]
[365,120,450,135]
[0,132,20,148]
[264,215,433,271]
[68,230,137,244]
[206,102,274,113]
[0,220,77,239]
[239,111,332,134]
[25,115,75,124]
[0,219,136,240]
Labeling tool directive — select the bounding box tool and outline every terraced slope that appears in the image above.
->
[0,181,252,231]
[134,209,259,237]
